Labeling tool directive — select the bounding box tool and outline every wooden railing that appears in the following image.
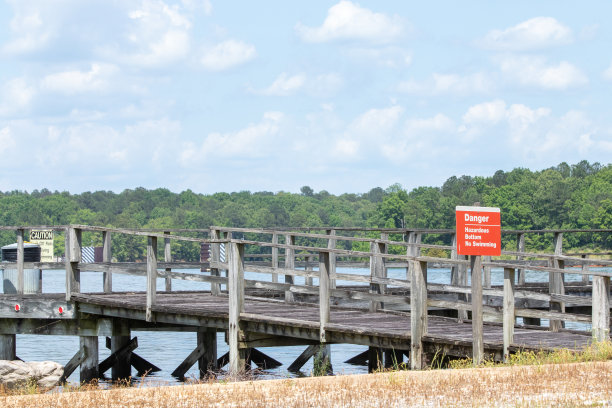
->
[0,225,610,373]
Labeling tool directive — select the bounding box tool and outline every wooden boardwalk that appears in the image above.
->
[0,224,610,383]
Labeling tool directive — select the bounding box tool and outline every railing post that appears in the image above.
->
[16,229,24,295]
[65,227,81,301]
[271,233,279,283]
[284,234,295,302]
[164,231,172,291]
[326,229,337,289]
[228,241,246,374]
[305,255,314,286]
[517,233,525,285]
[450,233,458,285]
[410,260,427,370]
[503,267,515,362]
[471,255,483,365]
[549,232,565,331]
[146,235,158,322]
[369,237,386,312]
[592,274,610,342]
[103,231,112,293]
[581,254,590,284]
[483,256,492,289]
[210,229,221,296]
[319,251,331,344]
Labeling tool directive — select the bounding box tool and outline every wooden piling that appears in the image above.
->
[549,232,565,332]
[271,233,279,283]
[79,336,99,383]
[164,231,172,292]
[592,275,610,341]
[146,236,157,322]
[65,227,81,301]
[0,334,16,360]
[198,329,218,376]
[102,231,112,293]
[16,229,24,294]
[284,234,295,302]
[517,233,526,285]
[210,229,221,295]
[410,260,427,370]
[228,242,246,375]
[503,267,515,362]
[319,251,331,344]
[471,255,483,365]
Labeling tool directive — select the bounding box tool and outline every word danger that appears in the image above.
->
[464,213,490,223]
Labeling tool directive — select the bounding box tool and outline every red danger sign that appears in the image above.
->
[456,206,501,256]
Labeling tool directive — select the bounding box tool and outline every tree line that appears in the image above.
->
[0,160,610,260]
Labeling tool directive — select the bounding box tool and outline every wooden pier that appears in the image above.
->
[0,225,610,383]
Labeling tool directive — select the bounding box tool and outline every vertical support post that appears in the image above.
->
[164,232,172,292]
[592,275,610,342]
[103,231,112,293]
[483,256,492,289]
[517,233,526,285]
[65,227,81,301]
[450,233,458,285]
[549,232,565,332]
[0,334,16,360]
[581,255,590,284]
[369,240,385,312]
[471,255,483,365]
[16,229,24,295]
[368,347,383,373]
[326,229,337,289]
[146,235,157,322]
[410,260,427,370]
[284,234,295,302]
[197,328,218,377]
[210,229,220,296]
[80,336,99,383]
[271,233,279,283]
[111,320,131,380]
[503,267,515,362]
[228,242,246,375]
[319,251,331,344]
[305,255,314,286]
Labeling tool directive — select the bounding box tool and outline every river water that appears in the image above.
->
[4,265,608,385]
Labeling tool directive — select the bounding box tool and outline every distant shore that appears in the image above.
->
[2,361,611,407]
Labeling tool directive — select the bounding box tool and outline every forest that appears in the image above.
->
[0,160,610,260]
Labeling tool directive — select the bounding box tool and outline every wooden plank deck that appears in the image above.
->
[69,291,593,357]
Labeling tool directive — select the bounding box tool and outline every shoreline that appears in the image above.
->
[2,360,611,407]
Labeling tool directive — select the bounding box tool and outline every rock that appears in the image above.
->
[0,360,64,388]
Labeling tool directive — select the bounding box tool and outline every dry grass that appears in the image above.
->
[0,360,609,407]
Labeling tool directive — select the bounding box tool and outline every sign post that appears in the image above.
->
[455,206,501,365]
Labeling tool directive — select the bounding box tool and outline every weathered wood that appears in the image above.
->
[471,255,483,365]
[0,333,16,360]
[450,233,458,286]
[327,229,337,289]
[198,329,217,376]
[99,337,137,376]
[110,320,131,380]
[146,235,157,322]
[130,352,161,375]
[592,275,610,341]
[288,344,318,372]
[171,337,208,378]
[368,347,383,372]
[16,229,24,294]
[549,232,565,332]
[65,227,81,301]
[210,229,221,295]
[581,255,590,284]
[284,234,295,302]
[0,298,75,319]
[164,231,172,292]
[228,242,246,375]
[344,350,369,365]
[517,233,525,285]
[319,251,331,344]
[369,241,386,312]
[248,348,282,369]
[305,255,314,286]
[483,256,492,289]
[410,260,427,370]
[80,336,99,383]
[503,267,515,362]
[102,231,112,293]
[59,348,86,383]
[271,233,279,283]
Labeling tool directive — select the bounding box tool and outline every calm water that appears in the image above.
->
[3,264,608,385]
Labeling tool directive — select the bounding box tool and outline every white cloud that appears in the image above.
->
[40,63,119,94]
[498,56,588,90]
[201,40,257,71]
[398,72,493,95]
[295,1,404,44]
[481,17,573,51]
[405,114,455,135]
[462,100,508,124]
[2,2,53,54]
[0,127,16,154]
[259,73,307,96]
[603,62,612,81]
[182,112,283,161]
[345,46,411,68]
[0,78,37,116]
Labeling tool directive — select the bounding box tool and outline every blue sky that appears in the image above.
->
[0,1,611,194]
